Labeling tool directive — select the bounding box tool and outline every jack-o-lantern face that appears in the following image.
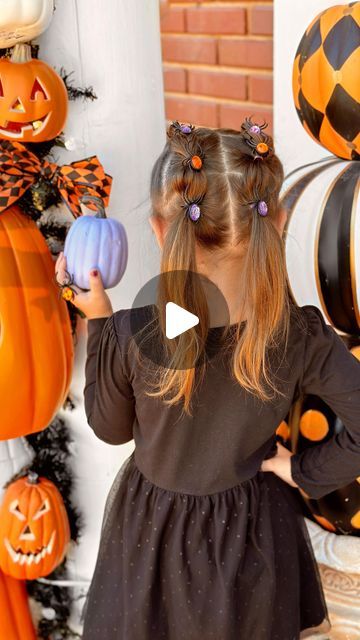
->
[0,44,68,143]
[0,473,70,580]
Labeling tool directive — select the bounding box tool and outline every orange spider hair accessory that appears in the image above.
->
[61,286,75,302]
[256,142,269,156]
[190,155,202,170]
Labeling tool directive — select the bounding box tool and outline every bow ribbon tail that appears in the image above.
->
[55,158,113,218]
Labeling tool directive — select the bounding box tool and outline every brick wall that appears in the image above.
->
[160,1,274,133]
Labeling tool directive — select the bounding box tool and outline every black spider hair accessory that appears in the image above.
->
[168,121,195,138]
[240,116,273,160]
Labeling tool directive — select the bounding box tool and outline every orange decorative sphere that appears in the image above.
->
[299,409,330,441]
[292,2,360,160]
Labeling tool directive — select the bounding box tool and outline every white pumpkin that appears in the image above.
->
[0,0,54,48]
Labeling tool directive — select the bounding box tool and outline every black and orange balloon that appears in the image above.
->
[280,158,360,336]
[292,2,360,160]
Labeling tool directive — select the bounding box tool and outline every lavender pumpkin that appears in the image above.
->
[63,197,128,290]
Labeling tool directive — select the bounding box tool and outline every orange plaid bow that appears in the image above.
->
[0,140,112,217]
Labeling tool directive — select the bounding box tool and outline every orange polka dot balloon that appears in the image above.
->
[292,2,360,160]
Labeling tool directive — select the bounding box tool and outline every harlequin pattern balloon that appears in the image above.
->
[0,44,68,143]
[0,206,74,440]
[292,2,360,160]
[64,196,128,290]
[0,0,54,49]
[280,158,360,335]
[287,334,360,536]
[0,472,70,580]
[0,568,36,638]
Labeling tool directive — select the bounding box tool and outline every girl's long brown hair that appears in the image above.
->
[145,121,295,414]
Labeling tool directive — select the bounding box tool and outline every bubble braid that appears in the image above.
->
[167,121,206,223]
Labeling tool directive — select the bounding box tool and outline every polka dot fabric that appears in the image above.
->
[81,451,329,640]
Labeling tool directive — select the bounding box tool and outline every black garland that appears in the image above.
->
[60,69,97,102]
[27,564,81,640]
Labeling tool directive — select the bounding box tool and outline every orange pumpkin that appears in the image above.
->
[0,43,68,143]
[0,568,36,638]
[0,472,70,580]
[0,205,74,440]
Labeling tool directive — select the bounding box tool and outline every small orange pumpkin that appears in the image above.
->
[0,43,68,143]
[0,205,74,440]
[0,568,36,638]
[0,472,70,580]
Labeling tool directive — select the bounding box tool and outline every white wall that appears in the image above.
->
[274,0,349,174]
[38,0,165,629]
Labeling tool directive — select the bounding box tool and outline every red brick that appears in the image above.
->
[248,6,273,35]
[218,38,273,69]
[163,66,187,93]
[186,7,246,35]
[188,69,246,101]
[165,96,218,128]
[160,6,185,32]
[162,35,217,64]
[219,104,273,133]
[248,74,273,103]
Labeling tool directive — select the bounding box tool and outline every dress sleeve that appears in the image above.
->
[290,305,360,499]
[83,314,135,445]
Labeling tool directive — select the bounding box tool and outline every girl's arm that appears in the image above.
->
[54,252,134,445]
[289,305,360,499]
[83,314,135,445]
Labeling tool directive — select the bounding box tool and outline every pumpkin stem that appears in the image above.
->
[11,44,32,64]
[80,195,107,219]
[27,471,39,485]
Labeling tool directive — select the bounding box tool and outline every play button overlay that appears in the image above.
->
[129,270,230,370]
[166,302,199,339]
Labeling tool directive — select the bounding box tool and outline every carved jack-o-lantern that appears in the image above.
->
[0,472,70,580]
[0,44,68,143]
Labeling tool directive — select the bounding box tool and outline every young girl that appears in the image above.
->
[55,119,360,640]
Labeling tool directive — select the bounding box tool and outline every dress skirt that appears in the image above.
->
[81,451,330,640]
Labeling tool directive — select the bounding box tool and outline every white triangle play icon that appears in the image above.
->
[165,302,199,339]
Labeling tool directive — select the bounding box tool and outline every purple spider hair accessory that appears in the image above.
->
[180,124,192,134]
[257,200,268,216]
[249,125,261,134]
[187,203,201,222]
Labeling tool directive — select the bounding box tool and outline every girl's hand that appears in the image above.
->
[260,441,299,489]
[55,251,113,320]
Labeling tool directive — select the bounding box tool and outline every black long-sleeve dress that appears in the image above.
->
[81,303,360,640]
